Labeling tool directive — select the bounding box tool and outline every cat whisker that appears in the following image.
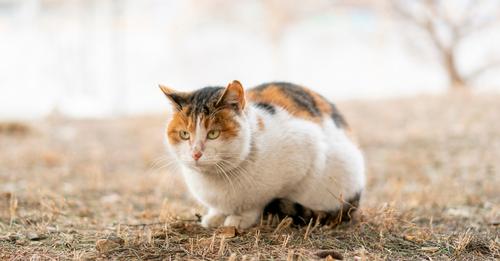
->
[217,159,260,189]
[214,162,238,194]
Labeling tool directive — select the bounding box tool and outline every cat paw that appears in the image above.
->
[224,214,258,229]
[201,212,225,228]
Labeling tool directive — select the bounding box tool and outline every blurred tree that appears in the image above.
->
[392,0,500,90]
[259,0,333,78]
[178,0,333,78]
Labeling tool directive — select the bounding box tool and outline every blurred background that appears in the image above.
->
[1,1,500,259]
[1,0,499,119]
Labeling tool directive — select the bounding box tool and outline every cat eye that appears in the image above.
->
[179,130,190,140]
[207,130,220,140]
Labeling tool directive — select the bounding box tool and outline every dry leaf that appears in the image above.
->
[217,226,237,238]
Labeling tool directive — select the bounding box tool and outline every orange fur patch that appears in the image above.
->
[248,84,327,123]
[204,109,240,139]
[167,110,189,145]
[305,89,333,116]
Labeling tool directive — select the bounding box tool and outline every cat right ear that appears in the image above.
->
[159,84,186,111]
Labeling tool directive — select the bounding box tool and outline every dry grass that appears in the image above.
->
[0,93,499,260]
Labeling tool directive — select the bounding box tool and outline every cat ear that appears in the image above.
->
[159,84,187,111]
[216,80,246,111]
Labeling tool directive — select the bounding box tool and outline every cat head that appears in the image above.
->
[160,80,251,172]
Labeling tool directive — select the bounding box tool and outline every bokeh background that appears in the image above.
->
[1,0,499,119]
[1,1,499,260]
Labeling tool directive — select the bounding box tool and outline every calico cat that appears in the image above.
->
[160,81,365,229]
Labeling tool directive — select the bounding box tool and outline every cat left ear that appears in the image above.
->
[216,80,246,111]
[159,84,187,111]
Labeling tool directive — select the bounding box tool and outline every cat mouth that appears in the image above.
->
[190,159,227,173]
[192,160,215,168]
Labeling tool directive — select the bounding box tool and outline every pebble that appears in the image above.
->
[95,235,125,253]
[26,232,48,241]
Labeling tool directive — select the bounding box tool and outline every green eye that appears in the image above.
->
[207,130,220,140]
[179,130,190,140]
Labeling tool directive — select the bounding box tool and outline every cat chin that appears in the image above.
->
[184,161,218,173]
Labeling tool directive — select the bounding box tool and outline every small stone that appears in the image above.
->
[100,194,120,204]
[315,249,344,260]
[217,226,237,238]
[96,236,124,253]
[46,226,57,233]
[446,207,473,218]
[26,232,47,241]
[488,219,500,226]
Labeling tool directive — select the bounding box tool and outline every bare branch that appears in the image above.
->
[391,0,427,28]
[391,0,448,53]
[391,0,500,89]
[466,60,500,82]
[456,0,500,38]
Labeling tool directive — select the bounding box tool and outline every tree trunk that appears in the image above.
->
[443,50,467,90]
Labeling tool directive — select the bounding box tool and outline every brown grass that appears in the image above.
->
[0,93,499,260]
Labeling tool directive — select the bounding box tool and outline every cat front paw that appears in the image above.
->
[224,210,260,229]
[201,211,225,228]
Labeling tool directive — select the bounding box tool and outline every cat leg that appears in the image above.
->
[201,208,226,228]
[224,208,261,229]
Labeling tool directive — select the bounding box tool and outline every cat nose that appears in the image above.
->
[192,151,203,161]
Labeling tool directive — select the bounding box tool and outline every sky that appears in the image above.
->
[0,0,499,119]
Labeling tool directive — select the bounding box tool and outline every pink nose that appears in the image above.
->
[192,151,203,161]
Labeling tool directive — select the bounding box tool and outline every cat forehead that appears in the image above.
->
[185,86,225,116]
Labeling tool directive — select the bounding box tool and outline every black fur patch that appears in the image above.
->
[186,86,225,116]
[166,93,188,110]
[327,192,360,225]
[263,192,361,227]
[254,102,276,114]
[263,198,282,215]
[276,82,321,117]
[329,101,348,128]
[253,82,321,117]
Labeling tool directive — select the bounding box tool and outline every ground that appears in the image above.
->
[0,93,498,260]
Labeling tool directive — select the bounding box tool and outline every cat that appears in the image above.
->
[159,80,365,229]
